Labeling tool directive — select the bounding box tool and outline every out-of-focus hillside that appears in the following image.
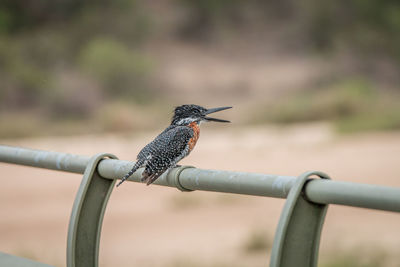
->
[1,0,400,138]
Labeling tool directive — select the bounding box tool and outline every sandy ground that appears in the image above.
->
[1,124,400,267]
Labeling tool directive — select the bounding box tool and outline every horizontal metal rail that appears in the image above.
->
[1,145,399,212]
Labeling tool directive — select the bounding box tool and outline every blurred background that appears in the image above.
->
[1,0,400,266]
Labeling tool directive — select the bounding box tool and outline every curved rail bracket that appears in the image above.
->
[67,153,118,267]
[270,171,331,267]
[172,165,195,192]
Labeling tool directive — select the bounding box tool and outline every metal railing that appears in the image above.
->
[0,145,399,267]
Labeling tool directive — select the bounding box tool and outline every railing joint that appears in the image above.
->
[173,165,195,192]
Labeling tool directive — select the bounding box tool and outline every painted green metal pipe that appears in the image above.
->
[0,252,55,267]
[1,145,400,212]
[67,153,117,267]
[97,159,296,198]
[305,179,400,212]
[0,145,88,173]
[270,171,331,267]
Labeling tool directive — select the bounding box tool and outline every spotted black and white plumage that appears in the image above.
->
[117,104,231,186]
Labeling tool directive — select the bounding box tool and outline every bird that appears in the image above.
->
[117,104,232,186]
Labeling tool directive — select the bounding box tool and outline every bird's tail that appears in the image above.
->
[141,171,159,186]
[116,160,143,187]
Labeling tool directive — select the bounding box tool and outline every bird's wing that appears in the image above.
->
[141,126,194,185]
[137,125,177,160]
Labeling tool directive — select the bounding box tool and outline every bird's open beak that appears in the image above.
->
[203,106,232,123]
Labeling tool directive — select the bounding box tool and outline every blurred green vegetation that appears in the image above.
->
[320,247,390,267]
[304,0,400,59]
[254,78,400,133]
[169,193,245,210]
[167,241,396,267]
[179,0,400,60]
[242,229,272,254]
[1,0,400,138]
[79,38,152,100]
[169,193,203,210]
[0,0,156,138]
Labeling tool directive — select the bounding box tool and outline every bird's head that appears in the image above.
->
[171,104,232,126]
